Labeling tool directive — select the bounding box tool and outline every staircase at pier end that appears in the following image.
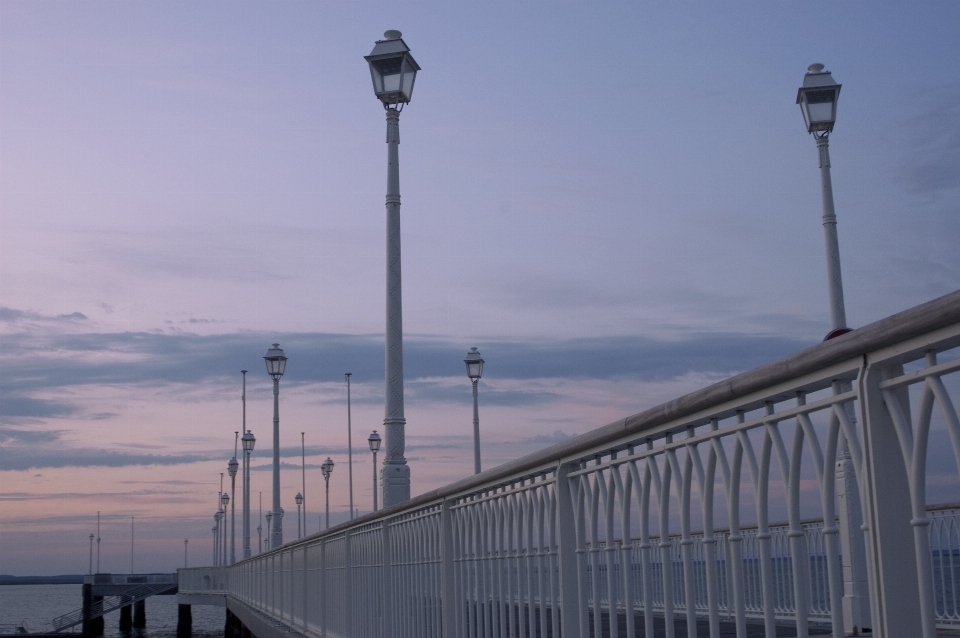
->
[179,290,960,638]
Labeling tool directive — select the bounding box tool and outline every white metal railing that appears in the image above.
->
[179,290,960,638]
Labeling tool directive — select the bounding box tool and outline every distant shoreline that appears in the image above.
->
[0,575,83,585]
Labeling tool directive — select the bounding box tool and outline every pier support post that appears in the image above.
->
[119,597,132,632]
[133,599,146,628]
[177,604,192,638]
[81,583,93,638]
[92,597,105,636]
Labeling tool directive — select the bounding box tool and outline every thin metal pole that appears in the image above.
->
[382,107,409,508]
[96,511,100,573]
[242,370,251,559]
[815,134,848,332]
[89,534,93,575]
[271,376,282,548]
[346,373,354,519]
[325,477,330,530]
[184,539,188,568]
[130,516,134,574]
[257,491,262,555]
[472,379,481,474]
[297,503,302,539]
[372,450,378,512]
[301,432,306,535]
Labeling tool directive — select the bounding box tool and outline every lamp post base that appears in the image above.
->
[381,464,410,508]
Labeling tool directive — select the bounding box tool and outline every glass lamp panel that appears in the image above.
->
[372,57,403,96]
[276,357,287,376]
[466,361,481,379]
[400,58,417,101]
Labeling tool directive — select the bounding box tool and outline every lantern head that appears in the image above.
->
[365,30,421,107]
[797,63,841,134]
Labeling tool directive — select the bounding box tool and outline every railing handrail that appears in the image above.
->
[244,288,960,555]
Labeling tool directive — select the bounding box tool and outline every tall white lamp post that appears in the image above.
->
[464,347,485,474]
[241,429,256,559]
[797,64,849,340]
[228,448,238,565]
[364,31,420,508]
[368,431,381,512]
[321,457,335,529]
[264,343,287,548]
[213,512,221,566]
[220,493,229,565]
[798,63,869,634]
[345,373,354,520]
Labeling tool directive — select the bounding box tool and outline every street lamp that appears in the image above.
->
[213,511,221,566]
[345,374,354,520]
[321,457,335,530]
[365,30,420,508]
[464,347,485,474]
[797,63,850,340]
[264,511,272,553]
[368,431,381,512]
[228,453,238,565]
[220,493,229,566]
[295,493,303,539]
[264,343,287,549]
[89,533,94,574]
[241,429,256,559]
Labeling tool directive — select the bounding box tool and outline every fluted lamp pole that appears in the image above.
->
[241,429,256,559]
[368,430,381,512]
[321,457,335,530]
[464,347,485,474]
[264,343,287,549]
[365,30,420,508]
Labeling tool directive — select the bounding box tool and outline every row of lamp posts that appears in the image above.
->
[205,36,851,608]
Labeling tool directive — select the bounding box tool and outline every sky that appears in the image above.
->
[1,1,959,575]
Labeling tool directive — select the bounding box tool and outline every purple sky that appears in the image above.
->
[1,1,959,575]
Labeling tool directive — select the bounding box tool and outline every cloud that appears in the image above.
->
[0,322,811,394]
[0,397,76,418]
[0,307,87,323]
[0,442,210,471]
[896,87,960,198]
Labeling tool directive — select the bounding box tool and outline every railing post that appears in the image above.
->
[858,361,924,637]
[555,462,581,635]
[440,499,457,638]
[320,539,327,638]
[344,530,354,638]
[834,381,871,634]
[382,519,394,638]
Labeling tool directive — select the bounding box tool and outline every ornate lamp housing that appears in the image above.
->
[228,457,238,478]
[295,493,303,506]
[221,493,230,507]
[241,430,256,452]
[797,64,841,133]
[264,343,287,378]
[464,347,484,381]
[321,457,335,479]
[365,30,421,108]
[368,430,382,452]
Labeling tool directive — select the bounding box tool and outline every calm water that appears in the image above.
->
[0,585,225,637]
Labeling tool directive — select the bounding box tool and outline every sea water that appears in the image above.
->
[0,585,225,637]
